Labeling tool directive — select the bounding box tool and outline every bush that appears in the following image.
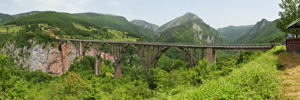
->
[171,50,282,99]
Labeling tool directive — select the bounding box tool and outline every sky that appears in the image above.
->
[0,0,282,29]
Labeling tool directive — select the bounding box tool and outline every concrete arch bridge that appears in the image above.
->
[56,38,278,78]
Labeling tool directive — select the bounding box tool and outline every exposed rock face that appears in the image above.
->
[1,41,114,75]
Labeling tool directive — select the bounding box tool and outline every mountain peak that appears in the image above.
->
[158,12,202,33]
[131,20,159,33]
[182,12,201,21]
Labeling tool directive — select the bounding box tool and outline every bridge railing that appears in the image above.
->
[56,38,280,48]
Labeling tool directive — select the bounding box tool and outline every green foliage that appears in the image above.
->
[68,56,95,80]
[171,49,282,99]
[277,0,300,34]
[63,71,86,97]
[0,13,14,24]
[238,51,262,64]
[268,46,286,55]
[218,25,253,43]
[235,20,286,44]
[5,11,102,36]
[75,13,154,41]
[157,19,224,44]
[0,46,284,99]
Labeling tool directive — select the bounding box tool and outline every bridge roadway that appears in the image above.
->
[56,38,279,78]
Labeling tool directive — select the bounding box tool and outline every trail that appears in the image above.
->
[279,53,300,99]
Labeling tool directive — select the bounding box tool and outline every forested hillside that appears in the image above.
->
[234,19,285,44]
[0,13,14,24]
[218,25,253,43]
[131,20,159,33]
[74,13,155,41]
[156,13,225,44]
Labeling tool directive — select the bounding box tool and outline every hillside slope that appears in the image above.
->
[218,25,253,43]
[131,20,159,33]
[234,19,285,44]
[158,12,201,33]
[1,11,141,42]
[156,13,225,44]
[74,13,155,40]
[0,13,14,24]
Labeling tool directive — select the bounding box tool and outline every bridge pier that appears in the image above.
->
[206,48,216,63]
[114,61,122,78]
[56,38,275,78]
[237,51,241,59]
[80,41,87,59]
[92,43,103,75]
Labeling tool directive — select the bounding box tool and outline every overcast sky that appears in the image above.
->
[0,0,282,29]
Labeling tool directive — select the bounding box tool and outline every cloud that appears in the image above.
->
[105,0,120,6]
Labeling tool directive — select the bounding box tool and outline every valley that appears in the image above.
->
[0,5,293,99]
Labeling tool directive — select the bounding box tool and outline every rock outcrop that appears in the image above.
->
[1,41,114,75]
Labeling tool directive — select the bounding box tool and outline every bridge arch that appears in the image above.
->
[151,47,197,68]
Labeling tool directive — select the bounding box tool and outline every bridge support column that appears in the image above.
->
[95,56,101,75]
[114,61,122,78]
[237,51,241,59]
[92,43,103,75]
[206,48,216,63]
[80,41,87,59]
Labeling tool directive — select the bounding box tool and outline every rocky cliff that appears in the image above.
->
[1,41,114,75]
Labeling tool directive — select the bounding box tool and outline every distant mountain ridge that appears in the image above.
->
[234,19,285,44]
[131,20,159,33]
[156,13,225,44]
[158,12,202,33]
[217,25,253,43]
[74,12,155,40]
[0,13,14,24]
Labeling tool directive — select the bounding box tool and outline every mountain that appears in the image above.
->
[158,12,201,33]
[234,19,286,44]
[131,20,159,33]
[156,13,225,44]
[5,11,102,35]
[217,25,253,43]
[13,11,40,18]
[74,12,155,40]
[0,13,14,24]
[2,11,143,42]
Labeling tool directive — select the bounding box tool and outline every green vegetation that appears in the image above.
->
[218,25,253,43]
[0,13,14,24]
[157,19,224,44]
[131,20,159,33]
[277,0,300,34]
[234,19,286,44]
[0,45,285,99]
[170,50,282,99]
[74,13,155,41]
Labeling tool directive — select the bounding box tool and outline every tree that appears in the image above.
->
[63,71,86,98]
[277,0,300,35]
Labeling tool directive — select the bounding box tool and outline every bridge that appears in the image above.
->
[56,38,277,78]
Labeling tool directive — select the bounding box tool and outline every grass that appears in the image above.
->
[166,47,283,99]
[73,23,97,31]
[104,29,137,41]
[0,25,22,33]
[73,23,138,41]
[279,52,300,99]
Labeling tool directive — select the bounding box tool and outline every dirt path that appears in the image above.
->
[282,66,300,99]
[279,53,300,99]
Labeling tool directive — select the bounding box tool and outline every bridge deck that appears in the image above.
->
[57,39,279,51]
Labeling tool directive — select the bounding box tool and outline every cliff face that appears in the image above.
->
[1,41,114,75]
